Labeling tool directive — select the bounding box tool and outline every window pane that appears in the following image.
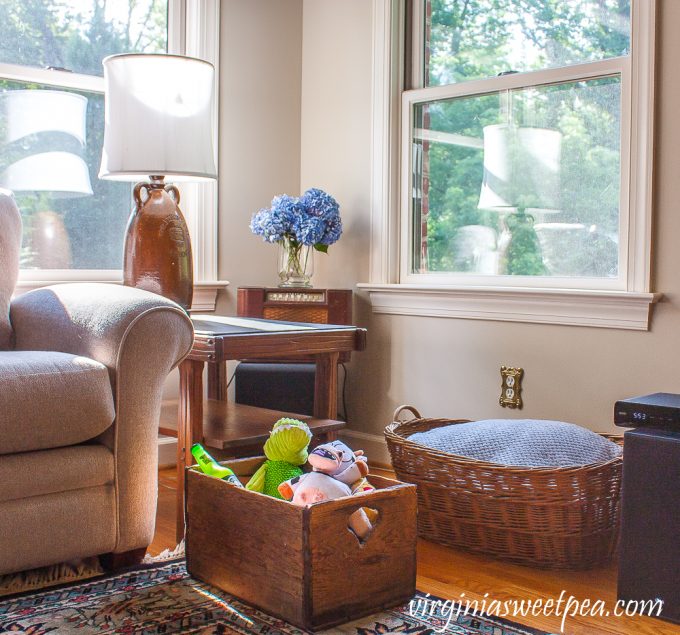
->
[0,0,168,76]
[411,77,621,278]
[0,82,133,270]
[425,0,630,86]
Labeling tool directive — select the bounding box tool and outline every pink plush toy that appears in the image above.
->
[279,470,351,506]
[278,440,377,540]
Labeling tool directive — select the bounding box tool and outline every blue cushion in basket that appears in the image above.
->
[408,419,622,468]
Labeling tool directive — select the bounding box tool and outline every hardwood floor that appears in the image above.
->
[149,467,680,635]
[147,467,179,557]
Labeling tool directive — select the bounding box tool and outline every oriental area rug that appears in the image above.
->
[0,559,547,635]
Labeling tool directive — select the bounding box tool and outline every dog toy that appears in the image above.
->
[245,418,312,498]
[278,440,377,540]
[280,470,352,506]
[308,440,375,495]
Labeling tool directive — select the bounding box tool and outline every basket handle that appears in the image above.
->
[392,404,422,421]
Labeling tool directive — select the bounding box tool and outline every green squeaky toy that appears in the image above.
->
[191,443,244,487]
[246,418,312,498]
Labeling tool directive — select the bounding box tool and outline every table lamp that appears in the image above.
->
[0,90,93,268]
[99,53,217,310]
[478,123,561,275]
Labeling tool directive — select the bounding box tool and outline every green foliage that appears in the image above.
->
[418,0,628,277]
[504,212,546,275]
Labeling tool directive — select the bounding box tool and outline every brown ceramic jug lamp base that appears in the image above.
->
[123,175,193,311]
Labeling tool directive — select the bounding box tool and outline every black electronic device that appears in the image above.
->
[618,428,680,624]
[614,392,680,429]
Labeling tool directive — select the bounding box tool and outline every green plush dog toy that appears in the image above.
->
[245,418,312,498]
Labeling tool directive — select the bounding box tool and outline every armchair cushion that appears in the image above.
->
[0,445,114,503]
[0,351,115,455]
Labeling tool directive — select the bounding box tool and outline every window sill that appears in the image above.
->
[356,283,662,330]
[190,281,229,312]
[14,279,229,313]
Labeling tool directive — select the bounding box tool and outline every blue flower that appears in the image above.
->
[250,188,342,249]
[318,212,343,245]
[301,188,340,221]
[293,215,326,246]
[250,194,303,243]
[300,188,343,246]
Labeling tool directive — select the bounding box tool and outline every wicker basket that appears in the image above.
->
[385,406,624,569]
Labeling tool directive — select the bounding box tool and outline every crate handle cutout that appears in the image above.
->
[347,507,379,545]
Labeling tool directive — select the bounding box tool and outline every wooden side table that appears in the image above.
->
[162,316,367,540]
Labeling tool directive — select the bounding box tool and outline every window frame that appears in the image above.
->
[10,0,225,310]
[359,0,660,330]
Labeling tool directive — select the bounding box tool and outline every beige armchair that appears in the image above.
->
[0,192,194,575]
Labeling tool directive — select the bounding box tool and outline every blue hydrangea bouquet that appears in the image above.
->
[250,188,342,287]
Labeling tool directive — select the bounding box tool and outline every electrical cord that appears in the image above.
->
[227,365,237,389]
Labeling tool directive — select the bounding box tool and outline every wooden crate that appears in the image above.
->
[185,456,417,631]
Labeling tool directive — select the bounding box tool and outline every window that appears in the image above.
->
[361,0,658,329]
[1,1,167,274]
[5,0,221,307]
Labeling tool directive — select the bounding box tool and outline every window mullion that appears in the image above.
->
[404,57,627,104]
[0,62,104,93]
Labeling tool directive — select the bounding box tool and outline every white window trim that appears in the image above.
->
[358,0,660,330]
[12,0,227,312]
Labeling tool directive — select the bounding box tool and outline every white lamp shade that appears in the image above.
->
[0,90,93,197]
[478,124,561,213]
[99,53,217,182]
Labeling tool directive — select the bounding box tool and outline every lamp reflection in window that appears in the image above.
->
[0,89,93,269]
[478,123,562,276]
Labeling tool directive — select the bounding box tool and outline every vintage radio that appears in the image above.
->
[237,287,352,326]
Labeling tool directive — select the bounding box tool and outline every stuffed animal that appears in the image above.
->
[278,440,377,540]
[279,470,352,506]
[307,440,375,495]
[245,418,312,498]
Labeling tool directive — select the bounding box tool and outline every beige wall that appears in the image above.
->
[217,0,304,315]
[300,0,680,462]
[300,0,372,289]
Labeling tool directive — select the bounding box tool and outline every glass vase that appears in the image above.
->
[278,238,314,288]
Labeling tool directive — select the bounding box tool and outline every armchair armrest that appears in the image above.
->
[10,283,194,552]
[10,283,193,371]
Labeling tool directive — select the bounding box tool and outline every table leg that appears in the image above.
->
[177,358,204,542]
[314,352,340,437]
[207,361,228,400]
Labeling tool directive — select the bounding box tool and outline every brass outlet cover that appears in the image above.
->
[500,366,523,409]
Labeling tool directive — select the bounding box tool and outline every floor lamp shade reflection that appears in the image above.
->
[478,124,561,275]
[99,53,217,310]
[0,90,93,269]
[478,124,561,213]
